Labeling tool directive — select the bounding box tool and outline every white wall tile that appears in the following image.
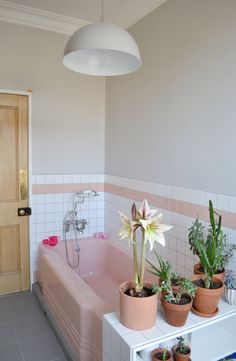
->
[45,194,55,203]
[35,175,45,184]
[54,175,64,184]
[80,174,89,183]
[63,175,73,183]
[33,194,45,204]
[217,194,230,212]
[45,175,55,184]
[55,193,64,203]
[73,175,81,183]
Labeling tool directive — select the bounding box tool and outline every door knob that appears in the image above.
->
[18,207,31,216]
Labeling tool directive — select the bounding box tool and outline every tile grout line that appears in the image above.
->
[9,303,27,361]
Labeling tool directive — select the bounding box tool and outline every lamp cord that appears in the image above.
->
[100,0,104,22]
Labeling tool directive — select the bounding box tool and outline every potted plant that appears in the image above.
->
[190,201,236,282]
[146,252,181,292]
[157,277,196,327]
[173,336,191,361]
[151,347,172,361]
[188,200,224,316]
[119,199,172,330]
[224,270,236,305]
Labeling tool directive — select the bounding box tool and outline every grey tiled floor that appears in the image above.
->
[0,291,68,361]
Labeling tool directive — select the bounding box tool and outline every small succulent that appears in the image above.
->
[176,336,190,355]
[160,277,196,304]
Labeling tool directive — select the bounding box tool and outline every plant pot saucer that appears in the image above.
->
[191,306,219,318]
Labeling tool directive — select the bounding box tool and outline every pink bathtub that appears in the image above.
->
[39,237,149,361]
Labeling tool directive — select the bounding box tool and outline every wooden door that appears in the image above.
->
[0,93,29,295]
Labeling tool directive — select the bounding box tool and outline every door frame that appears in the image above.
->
[0,89,33,289]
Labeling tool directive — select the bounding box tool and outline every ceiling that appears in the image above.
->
[0,0,168,30]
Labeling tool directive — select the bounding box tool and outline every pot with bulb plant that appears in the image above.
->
[118,199,172,330]
[188,200,225,317]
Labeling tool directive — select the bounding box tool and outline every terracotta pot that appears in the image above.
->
[151,348,172,361]
[119,281,158,330]
[173,345,191,361]
[192,274,224,315]
[193,263,225,282]
[161,294,192,327]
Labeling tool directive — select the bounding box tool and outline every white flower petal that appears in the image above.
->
[119,212,129,221]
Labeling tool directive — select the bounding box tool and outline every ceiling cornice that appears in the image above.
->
[0,0,168,35]
[0,0,89,35]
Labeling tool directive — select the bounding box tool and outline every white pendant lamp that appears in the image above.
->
[63,1,142,76]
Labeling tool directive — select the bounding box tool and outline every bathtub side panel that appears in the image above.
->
[39,250,103,361]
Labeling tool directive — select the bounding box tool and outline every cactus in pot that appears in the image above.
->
[188,200,225,316]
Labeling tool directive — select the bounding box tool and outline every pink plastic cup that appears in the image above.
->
[49,235,59,246]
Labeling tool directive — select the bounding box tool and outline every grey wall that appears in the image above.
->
[105,0,236,196]
[0,22,105,174]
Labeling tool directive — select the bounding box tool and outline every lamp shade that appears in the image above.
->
[63,22,142,76]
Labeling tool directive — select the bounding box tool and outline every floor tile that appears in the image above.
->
[0,291,35,305]
[10,301,42,321]
[17,291,36,303]
[0,344,24,361]
[0,306,12,324]
[0,293,20,306]
[15,314,52,341]
[0,323,17,347]
[21,334,65,361]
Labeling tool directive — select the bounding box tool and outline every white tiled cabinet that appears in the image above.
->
[103,299,236,361]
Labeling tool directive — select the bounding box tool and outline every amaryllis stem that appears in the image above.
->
[132,233,139,288]
[139,229,146,291]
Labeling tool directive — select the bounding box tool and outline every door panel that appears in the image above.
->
[0,107,18,201]
[0,93,29,295]
[0,225,20,273]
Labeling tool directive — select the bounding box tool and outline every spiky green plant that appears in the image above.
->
[146,251,172,281]
[146,252,182,288]
[188,200,227,288]
[162,348,168,361]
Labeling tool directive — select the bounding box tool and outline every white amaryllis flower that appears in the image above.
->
[118,212,137,241]
[118,199,172,293]
[139,213,172,251]
[138,199,158,220]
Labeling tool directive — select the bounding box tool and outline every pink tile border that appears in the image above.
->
[104,183,236,230]
[32,183,104,194]
[32,182,236,230]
